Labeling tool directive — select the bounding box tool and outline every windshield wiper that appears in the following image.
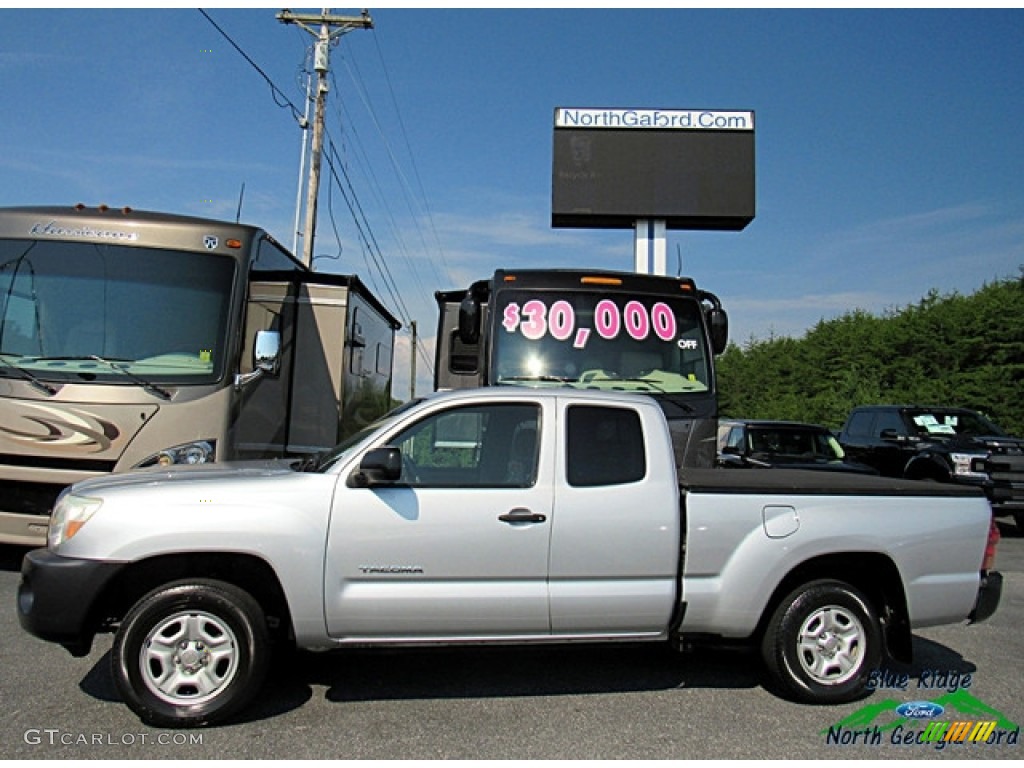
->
[292,451,326,473]
[499,375,577,384]
[577,374,697,413]
[89,355,172,400]
[0,354,58,396]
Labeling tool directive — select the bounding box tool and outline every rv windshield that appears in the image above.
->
[0,239,236,385]
[492,289,710,395]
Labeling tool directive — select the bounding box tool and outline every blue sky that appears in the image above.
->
[2,7,1021,396]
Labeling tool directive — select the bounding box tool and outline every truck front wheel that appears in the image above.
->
[761,579,881,704]
[111,580,270,728]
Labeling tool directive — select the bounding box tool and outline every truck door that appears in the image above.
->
[548,400,681,636]
[324,398,553,639]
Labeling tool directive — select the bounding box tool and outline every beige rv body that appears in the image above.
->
[0,206,398,545]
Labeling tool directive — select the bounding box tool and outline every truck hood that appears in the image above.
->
[67,458,299,497]
[921,433,1024,454]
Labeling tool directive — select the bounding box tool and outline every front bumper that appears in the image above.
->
[969,570,1003,624]
[17,548,127,656]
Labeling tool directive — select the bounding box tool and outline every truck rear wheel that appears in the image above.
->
[111,579,269,728]
[761,579,881,704]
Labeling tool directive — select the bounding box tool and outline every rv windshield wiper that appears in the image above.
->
[577,375,696,412]
[89,356,172,401]
[0,354,58,396]
[499,375,577,384]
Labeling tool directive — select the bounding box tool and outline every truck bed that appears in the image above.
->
[680,467,987,497]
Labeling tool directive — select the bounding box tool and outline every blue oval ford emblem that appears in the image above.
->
[896,701,945,719]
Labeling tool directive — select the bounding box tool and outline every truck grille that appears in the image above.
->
[985,454,1024,507]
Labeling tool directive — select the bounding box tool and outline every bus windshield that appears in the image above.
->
[0,239,236,385]
[492,289,710,394]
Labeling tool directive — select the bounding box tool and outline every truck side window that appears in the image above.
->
[566,405,646,487]
[845,412,875,439]
[874,410,906,436]
[389,403,540,488]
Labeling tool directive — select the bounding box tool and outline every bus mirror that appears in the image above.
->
[254,330,281,375]
[235,329,281,390]
[458,294,480,344]
[708,309,729,355]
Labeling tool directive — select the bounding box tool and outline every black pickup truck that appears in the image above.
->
[839,405,1024,530]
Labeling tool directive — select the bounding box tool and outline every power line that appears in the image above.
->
[369,30,454,287]
[322,136,434,378]
[327,67,434,313]
[197,9,305,127]
[200,8,432,378]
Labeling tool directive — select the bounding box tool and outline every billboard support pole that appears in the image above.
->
[634,218,667,275]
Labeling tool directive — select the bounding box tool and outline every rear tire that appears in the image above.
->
[761,579,881,704]
[111,579,269,728]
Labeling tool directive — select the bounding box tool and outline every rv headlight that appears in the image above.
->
[48,493,103,549]
[135,440,216,468]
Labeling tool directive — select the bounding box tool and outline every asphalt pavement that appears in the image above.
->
[1,520,1022,759]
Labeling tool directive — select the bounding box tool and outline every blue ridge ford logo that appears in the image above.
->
[896,701,946,719]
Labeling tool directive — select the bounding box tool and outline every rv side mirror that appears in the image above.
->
[234,329,281,390]
[253,330,281,375]
[708,308,729,355]
[458,294,480,344]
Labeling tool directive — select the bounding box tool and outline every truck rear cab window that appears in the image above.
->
[566,405,646,487]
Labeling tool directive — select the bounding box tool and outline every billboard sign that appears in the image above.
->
[552,107,755,231]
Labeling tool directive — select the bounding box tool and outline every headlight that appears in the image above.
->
[134,440,216,468]
[48,492,103,549]
[950,452,988,479]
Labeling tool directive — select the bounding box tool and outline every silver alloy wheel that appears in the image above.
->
[796,604,865,686]
[139,610,240,706]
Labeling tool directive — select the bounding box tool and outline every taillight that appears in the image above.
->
[982,519,1000,572]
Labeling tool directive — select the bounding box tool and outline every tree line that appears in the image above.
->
[716,272,1024,435]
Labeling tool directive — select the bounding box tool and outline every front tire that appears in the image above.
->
[761,579,881,704]
[111,580,269,728]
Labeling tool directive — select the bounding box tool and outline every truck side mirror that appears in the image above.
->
[349,447,403,487]
[880,428,902,441]
[708,308,729,355]
[458,294,480,344]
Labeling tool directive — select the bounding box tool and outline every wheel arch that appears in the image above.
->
[755,551,912,663]
[90,552,294,644]
[903,453,952,482]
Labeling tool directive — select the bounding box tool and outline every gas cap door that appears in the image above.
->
[763,505,799,539]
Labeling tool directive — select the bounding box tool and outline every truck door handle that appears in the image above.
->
[498,508,547,524]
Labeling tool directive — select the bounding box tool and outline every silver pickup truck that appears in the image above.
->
[17,388,1002,728]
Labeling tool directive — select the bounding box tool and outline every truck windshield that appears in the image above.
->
[492,289,710,394]
[0,239,235,385]
[906,409,1007,438]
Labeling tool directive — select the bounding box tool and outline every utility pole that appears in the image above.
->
[277,8,373,269]
[409,320,417,400]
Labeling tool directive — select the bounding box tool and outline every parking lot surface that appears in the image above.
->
[2,522,1022,759]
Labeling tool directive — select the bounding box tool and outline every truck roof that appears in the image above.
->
[424,385,663,410]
